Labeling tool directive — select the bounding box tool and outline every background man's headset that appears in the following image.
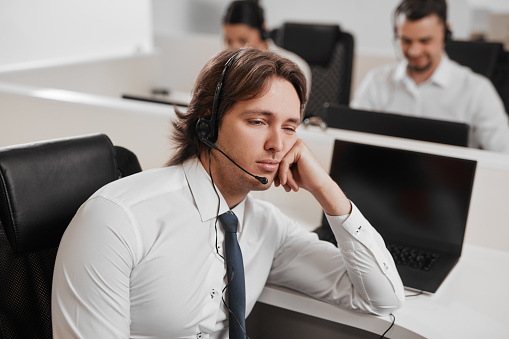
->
[392,8,452,44]
[196,50,268,185]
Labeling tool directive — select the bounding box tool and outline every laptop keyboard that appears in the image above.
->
[315,225,440,271]
[387,243,440,271]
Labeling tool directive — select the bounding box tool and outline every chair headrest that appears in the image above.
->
[0,134,118,254]
[445,40,504,79]
[279,23,341,67]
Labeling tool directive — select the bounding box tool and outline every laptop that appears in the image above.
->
[324,104,470,147]
[316,139,477,293]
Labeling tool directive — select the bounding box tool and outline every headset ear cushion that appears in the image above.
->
[196,119,212,140]
[261,28,269,40]
[445,27,452,42]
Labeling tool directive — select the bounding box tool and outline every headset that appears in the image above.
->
[393,22,451,45]
[393,16,451,44]
[392,0,452,44]
[196,51,241,144]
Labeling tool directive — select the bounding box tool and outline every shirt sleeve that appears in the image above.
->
[267,202,404,316]
[51,196,137,339]
[469,77,509,154]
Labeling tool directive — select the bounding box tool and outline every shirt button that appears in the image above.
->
[210,289,217,299]
[197,332,203,338]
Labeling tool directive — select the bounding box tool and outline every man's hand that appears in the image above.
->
[274,139,352,216]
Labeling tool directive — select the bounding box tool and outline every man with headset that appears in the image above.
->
[351,0,509,154]
[52,48,404,338]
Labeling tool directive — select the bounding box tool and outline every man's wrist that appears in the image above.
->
[311,178,352,216]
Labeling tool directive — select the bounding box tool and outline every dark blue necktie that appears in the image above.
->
[218,211,246,339]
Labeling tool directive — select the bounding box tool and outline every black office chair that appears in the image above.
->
[446,39,509,114]
[445,39,504,79]
[0,134,142,339]
[271,22,355,119]
[491,48,509,115]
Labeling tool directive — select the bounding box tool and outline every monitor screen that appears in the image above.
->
[326,140,477,254]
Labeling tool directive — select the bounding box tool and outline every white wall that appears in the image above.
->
[0,0,153,71]
[0,55,159,97]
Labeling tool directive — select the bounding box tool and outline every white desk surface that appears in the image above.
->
[258,244,509,338]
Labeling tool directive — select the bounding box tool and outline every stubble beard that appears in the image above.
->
[406,58,433,73]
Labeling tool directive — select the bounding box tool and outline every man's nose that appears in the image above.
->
[265,129,284,152]
[407,43,422,56]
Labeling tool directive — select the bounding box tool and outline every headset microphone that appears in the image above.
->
[201,138,268,185]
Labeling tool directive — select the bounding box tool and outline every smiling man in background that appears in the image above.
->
[351,0,509,154]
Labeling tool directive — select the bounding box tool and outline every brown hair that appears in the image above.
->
[395,0,447,25]
[167,48,307,165]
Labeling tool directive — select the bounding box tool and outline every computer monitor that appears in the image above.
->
[317,139,477,293]
[324,104,469,147]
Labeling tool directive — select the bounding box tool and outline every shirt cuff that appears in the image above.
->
[325,201,405,302]
[324,201,376,251]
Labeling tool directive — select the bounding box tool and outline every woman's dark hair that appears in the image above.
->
[223,0,267,40]
[167,48,307,166]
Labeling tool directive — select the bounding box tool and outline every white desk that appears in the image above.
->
[257,244,509,338]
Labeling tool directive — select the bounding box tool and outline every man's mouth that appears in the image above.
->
[256,160,280,172]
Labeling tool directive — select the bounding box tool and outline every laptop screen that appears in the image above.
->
[327,139,477,255]
[324,104,470,147]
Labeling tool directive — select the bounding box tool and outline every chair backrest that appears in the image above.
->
[271,22,354,119]
[446,39,509,115]
[491,48,509,115]
[0,134,142,339]
[445,39,504,79]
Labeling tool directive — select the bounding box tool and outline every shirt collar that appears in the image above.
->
[392,53,450,88]
[393,59,408,82]
[182,158,246,231]
[429,53,450,88]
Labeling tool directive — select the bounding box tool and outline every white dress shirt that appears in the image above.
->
[52,158,404,339]
[351,54,509,154]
